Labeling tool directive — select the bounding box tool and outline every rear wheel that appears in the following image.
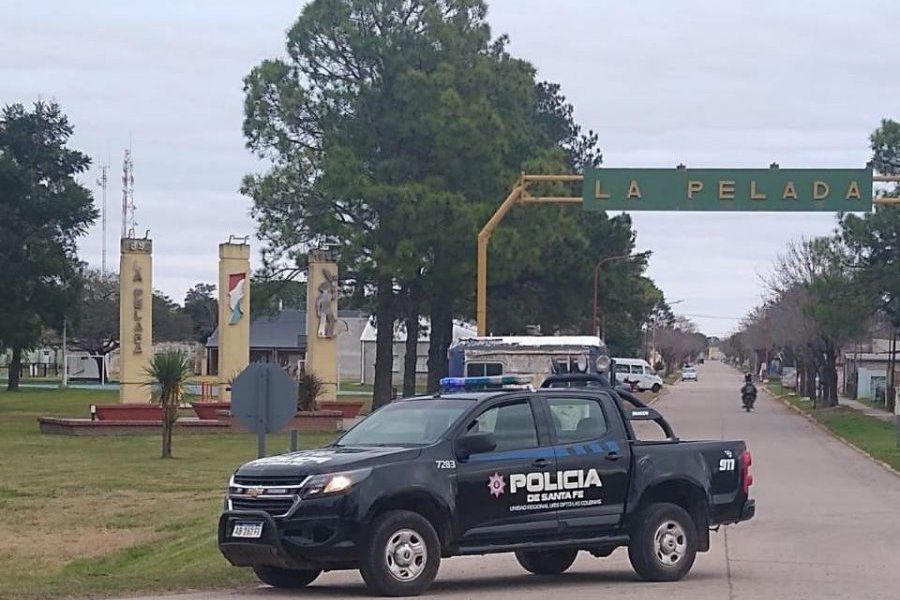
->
[359,510,441,596]
[515,549,578,575]
[628,502,697,581]
[252,565,321,588]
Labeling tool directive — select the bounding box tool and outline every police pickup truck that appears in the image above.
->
[218,374,755,596]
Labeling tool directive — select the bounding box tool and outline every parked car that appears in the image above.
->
[613,358,664,392]
[681,366,698,382]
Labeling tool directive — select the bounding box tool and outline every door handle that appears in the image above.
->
[605,451,622,461]
[532,458,551,468]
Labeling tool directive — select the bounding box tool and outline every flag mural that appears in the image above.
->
[228,273,246,325]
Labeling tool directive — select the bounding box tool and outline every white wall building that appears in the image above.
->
[359,319,477,386]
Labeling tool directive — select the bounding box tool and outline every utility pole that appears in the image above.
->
[591,254,629,338]
[97,162,109,273]
[60,317,68,389]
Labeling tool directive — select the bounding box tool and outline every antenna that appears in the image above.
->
[121,147,136,238]
[97,161,109,273]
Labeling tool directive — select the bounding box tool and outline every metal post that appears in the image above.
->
[592,263,601,337]
[477,179,525,335]
[257,369,268,458]
[290,430,298,453]
[60,317,68,389]
[592,254,629,338]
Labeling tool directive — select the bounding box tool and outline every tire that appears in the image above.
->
[252,565,321,588]
[628,502,697,582]
[515,549,578,575]
[651,383,662,393]
[359,510,441,596]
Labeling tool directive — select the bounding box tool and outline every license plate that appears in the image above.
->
[232,522,263,538]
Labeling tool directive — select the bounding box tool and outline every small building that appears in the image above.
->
[843,338,899,402]
[359,319,478,386]
[205,309,368,381]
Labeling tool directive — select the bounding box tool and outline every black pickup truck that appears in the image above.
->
[218,376,755,596]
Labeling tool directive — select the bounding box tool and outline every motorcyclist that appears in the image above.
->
[741,373,757,410]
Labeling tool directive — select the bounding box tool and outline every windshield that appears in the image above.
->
[335,399,471,447]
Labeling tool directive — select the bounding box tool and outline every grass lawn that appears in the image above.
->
[0,388,335,600]
[767,383,900,472]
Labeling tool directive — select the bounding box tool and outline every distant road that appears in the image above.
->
[114,361,900,600]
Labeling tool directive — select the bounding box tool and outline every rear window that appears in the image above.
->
[547,397,607,443]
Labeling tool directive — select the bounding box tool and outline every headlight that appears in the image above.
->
[302,468,372,497]
[595,355,612,373]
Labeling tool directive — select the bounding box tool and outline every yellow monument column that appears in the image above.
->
[119,237,153,403]
[217,240,251,400]
[305,250,339,402]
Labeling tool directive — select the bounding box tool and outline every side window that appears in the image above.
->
[466,362,503,377]
[547,397,607,444]
[467,401,537,451]
[615,363,630,374]
[630,365,644,375]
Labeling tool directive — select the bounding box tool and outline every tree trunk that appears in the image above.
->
[7,346,22,392]
[802,361,816,401]
[402,291,420,398]
[161,397,175,459]
[820,346,839,409]
[426,302,453,393]
[93,355,105,384]
[372,277,396,410]
[888,329,897,412]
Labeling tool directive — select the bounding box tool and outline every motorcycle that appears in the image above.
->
[741,381,757,412]
[741,393,755,412]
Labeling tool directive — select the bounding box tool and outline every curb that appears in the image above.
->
[764,387,899,478]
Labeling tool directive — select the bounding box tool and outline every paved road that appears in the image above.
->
[122,361,900,600]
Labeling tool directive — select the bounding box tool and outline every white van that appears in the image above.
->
[613,358,664,393]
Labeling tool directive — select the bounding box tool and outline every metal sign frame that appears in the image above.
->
[476,171,900,335]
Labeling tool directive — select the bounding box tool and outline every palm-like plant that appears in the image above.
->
[145,350,191,458]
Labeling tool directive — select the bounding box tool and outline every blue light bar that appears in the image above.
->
[440,375,533,389]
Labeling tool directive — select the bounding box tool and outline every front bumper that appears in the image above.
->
[218,509,359,570]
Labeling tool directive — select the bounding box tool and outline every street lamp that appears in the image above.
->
[592,254,630,338]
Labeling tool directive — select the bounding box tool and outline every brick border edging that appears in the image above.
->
[763,386,900,479]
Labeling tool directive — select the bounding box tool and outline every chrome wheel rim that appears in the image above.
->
[385,528,427,582]
[654,520,687,566]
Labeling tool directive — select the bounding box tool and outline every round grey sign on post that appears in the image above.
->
[231,363,298,433]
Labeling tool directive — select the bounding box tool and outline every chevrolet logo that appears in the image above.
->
[247,487,264,498]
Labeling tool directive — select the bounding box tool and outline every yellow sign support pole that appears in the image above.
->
[476,174,583,335]
[475,173,900,336]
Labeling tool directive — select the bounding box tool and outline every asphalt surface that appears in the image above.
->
[120,361,900,600]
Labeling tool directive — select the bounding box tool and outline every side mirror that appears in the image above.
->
[456,432,497,460]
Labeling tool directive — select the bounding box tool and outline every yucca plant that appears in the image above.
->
[297,368,325,412]
[145,350,191,458]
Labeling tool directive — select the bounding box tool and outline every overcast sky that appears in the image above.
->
[2,0,897,337]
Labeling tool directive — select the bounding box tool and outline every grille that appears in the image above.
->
[230,497,296,517]
[233,475,307,487]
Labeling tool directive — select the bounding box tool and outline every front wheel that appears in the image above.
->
[628,502,697,582]
[651,383,662,393]
[252,565,321,588]
[515,549,578,575]
[359,510,441,596]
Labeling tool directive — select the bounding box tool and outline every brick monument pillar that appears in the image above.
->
[305,250,339,402]
[217,241,251,400]
[119,237,153,402]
